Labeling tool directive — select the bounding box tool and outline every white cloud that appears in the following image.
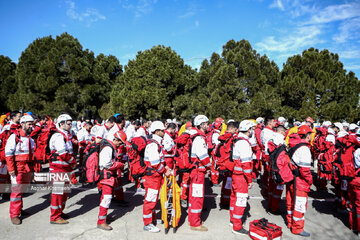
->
[344,64,360,70]
[305,1,360,25]
[333,17,360,43]
[269,0,285,11]
[121,0,158,18]
[256,25,322,53]
[66,1,105,26]
[337,49,360,59]
[179,2,200,19]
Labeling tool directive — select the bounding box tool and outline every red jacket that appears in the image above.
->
[289,136,313,192]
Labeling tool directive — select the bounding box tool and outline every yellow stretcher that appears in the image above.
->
[160,175,181,234]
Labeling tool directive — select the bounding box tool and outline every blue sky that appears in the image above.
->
[0,0,360,77]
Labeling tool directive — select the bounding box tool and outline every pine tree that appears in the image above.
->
[0,55,16,113]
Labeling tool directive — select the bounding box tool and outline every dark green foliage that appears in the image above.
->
[0,55,16,113]
[280,48,360,122]
[8,33,122,118]
[2,33,359,122]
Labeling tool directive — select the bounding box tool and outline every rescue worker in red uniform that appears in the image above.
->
[253,117,265,179]
[349,128,360,237]
[188,115,212,231]
[143,121,171,233]
[260,116,276,198]
[267,125,287,214]
[209,121,222,185]
[49,114,77,224]
[77,121,93,168]
[286,125,313,237]
[163,123,177,169]
[5,115,35,225]
[97,131,127,230]
[230,120,255,235]
[214,121,239,210]
[0,111,21,200]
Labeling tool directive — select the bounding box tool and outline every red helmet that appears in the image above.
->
[185,121,192,128]
[216,117,224,123]
[298,125,313,135]
[114,131,127,143]
[213,121,222,130]
[305,117,314,123]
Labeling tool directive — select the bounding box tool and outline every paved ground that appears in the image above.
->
[0,169,358,240]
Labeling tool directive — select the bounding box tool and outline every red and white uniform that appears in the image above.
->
[1,120,16,134]
[97,140,124,225]
[188,129,211,227]
[286,140,313,234]
[135,126,149,139]
[95,124,112,141]
[230,132,253,231]
[48,128,76,222]
[260,126,276,196]
[107,124,123,141]
[125,124,136,142]
[91,123,101,137]
[142,134,165,226]
[211,129,221,146]
[5,129,35,218]
[163,130,176,169]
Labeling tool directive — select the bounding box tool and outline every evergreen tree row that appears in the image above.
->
[1,32,359,122]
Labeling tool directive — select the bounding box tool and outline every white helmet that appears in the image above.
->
[343,122,349,127]
[150,121,165,133]
[322,121,332,127]
[57,114,72,123]
[239,120,256,132]
[334,122,343,130]
[227,119,235,123]
[338,130,349,138]
[194,115,209,126]
[350,123,358,131]
[20,115,34,123]
[256,117,264,124]
[278,116,286,123]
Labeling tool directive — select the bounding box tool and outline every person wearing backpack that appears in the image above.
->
[143,121,171,233]
[253,117,265,180]
[335,128,360,214]
[97,130,127,231]
[212,121,239,209]
[48,114,77,225]
[163,123,177,170]
[349,128,360,237]
[208,120,222,185]
[230,120,255,235]
[95,116,116,144]
[184,115,211,232]
[286,125,313,237]
[260,116,277,198]
[5,115,34,225]
[267,125,287,214]
[0,111,22,200]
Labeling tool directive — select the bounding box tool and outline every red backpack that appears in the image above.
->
[335,136,357,180]
[83,140,114,183]
[312,127,328,158]
[127,136,161,179]
[206,130,216,153]
[0,124,20,162]
[268,142,302,184]
[176,131,202,172]
[33,123,58,163]
[213,132,234,171]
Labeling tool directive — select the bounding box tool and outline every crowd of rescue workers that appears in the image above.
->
[0,111,360,238]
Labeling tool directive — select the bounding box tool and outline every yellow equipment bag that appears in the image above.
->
[160,175,181,234]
